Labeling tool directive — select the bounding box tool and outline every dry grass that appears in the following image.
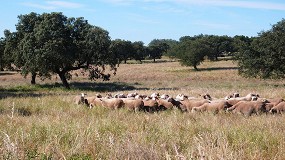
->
[0,60,285,159]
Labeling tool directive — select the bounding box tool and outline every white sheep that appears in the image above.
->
[99,98,124,109]
[121,98,144,112]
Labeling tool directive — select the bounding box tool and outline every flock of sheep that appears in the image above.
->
[74,92,285,116]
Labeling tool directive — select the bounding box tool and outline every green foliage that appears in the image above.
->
[147,39,170,62]
[174,36,212,70]
[109,39,133,64]
[205,35,234,60]
[236,19,285,79]
[131,41,145,62]
[148,39,177,57]
[4,12,117,89]
[0,38,5,70]
[169,34,236,70]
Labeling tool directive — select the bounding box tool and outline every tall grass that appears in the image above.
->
[0,60,285,159]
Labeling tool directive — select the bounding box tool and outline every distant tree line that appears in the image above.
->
[0,12,285,89]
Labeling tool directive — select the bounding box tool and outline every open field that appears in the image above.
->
[1,60,285,159]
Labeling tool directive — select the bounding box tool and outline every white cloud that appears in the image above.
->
[20,1,84,10]
[46,1,84,8]
[102,0,134,5]
[143,5,186,14]
[21,2,56,10]
[193,20,231,30]
[175,0,285,11]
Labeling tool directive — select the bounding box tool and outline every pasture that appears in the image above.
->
[1,60,285,159]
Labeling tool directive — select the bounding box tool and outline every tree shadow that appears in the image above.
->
[71,82,137,91]
[197,67,238,72]
[0,81,179,99]
[0,72,17,76]
[0,91,51,99]
[36,82,137,92]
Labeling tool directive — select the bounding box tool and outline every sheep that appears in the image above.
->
[168,98,209,112]
[105,93,113,99]
[84,94,103,108]
[167,98,187,112]
[265,103,275,112]
[127,92,138,98]
[135,94,148,99]
[74,93,86,105]
[175,94,188,101]
[227,100,267,116]
[160,94,170,100]
[192,100,232,114]
[266,98,284,106]
[253,98,283,112]
[225,92,240,100]
[150,92,159,99]
[89,98,103,108]
[142,99,159,113]
[96,93,103,99]
[98,98,124,110]
[114,93,127,98]
[156,98,175,111]
[270,102,285,114]
[199,93,212,101]
[226,93,259,101]
[182,99,210,112]
[226,99,244,106]
[121,98,144,112]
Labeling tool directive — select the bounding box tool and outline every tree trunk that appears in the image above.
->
[31,73,36,85]
[58,72,70,89]
[215,45,221,61]
[194,65,198,71]
[153,58,156,63]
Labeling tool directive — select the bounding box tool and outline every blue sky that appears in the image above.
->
[1,0,285,44]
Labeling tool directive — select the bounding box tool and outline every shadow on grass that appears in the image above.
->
[68,82,178,92]
[0,82,138,98]
[35,82,137,92]
[0,91,50,99]
[196,67,238,72]
[0,81,180,99]
[70,82,137,92]
[0,71,17,76]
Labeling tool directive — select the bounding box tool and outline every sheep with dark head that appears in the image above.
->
[74,93,86,105]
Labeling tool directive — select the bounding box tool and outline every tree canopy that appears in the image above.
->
[173,36,212,70]
[147,39,169,62]
[236,19,285,79]
[4,12,118,89]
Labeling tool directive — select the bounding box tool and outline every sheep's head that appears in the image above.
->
[200,93,212,101]
[95,93,102,98]
[223,101,232,110]
[160,94,170,100]
[176,94,187,101]
[81,93,86,97]
[106,93,112,99]
[150,92,159,99]
[233,93,240,98]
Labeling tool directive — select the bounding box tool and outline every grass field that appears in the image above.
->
[0,60,285,159]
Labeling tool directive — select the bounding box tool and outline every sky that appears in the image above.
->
[1,0,285,45]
